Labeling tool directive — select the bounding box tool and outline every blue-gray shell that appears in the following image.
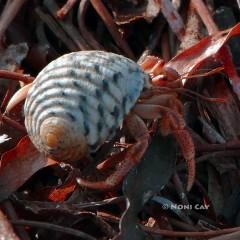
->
[24,51,150,162]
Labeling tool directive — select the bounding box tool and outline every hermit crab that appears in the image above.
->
[8,51,196,191]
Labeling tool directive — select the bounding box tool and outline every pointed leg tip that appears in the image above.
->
[186,164,196,192]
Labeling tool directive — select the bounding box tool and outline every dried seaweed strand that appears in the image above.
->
[197,141,240,152]
[78,0,105,50]
[1,81,17,111]
[142,224,240,238]
[161,0,185,40]
[209,231,240,240]
[191,0,218,35]
[12,219,96,240]
[44,0,90,50]
[168,217,199,231]
[179,2,202,51]
[0,113,26,133]
[17,196,125,214]
[177,150,240,171]
[138,16,165,63]
[161,30,171,61]
[57,0,78,19]
[0,70,34,84]
[0,0,27,43]
[90,0,135,59]
[199,117,226,144]
[35,7,78,52]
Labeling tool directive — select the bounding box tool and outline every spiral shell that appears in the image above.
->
[24,51,150,162]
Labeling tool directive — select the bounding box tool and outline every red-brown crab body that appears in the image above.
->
[21,51,195,191]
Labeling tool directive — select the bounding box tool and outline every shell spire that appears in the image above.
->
[39,117,88,162]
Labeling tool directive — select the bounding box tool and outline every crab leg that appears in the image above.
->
[134,103,195,191]
[140,94,184,115]
[77,114,150,190]
[140,55,165,75]
[134,104,184,127]
[172,128,195,191]
[96,149,129,171]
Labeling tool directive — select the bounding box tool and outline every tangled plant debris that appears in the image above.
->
[1,1,240,239]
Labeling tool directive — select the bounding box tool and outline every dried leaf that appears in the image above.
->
[0,136,54,201]
[44,169,79,202]
[116,134,176,239]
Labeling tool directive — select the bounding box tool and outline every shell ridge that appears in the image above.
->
[24,51,146,162]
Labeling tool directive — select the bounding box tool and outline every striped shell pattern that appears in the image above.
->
[24,51,150,162]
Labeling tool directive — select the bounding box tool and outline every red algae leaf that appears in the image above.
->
[47,182,76,202]
[165,23,240,97]
[46,169,79,202]
[0,136,55,201]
